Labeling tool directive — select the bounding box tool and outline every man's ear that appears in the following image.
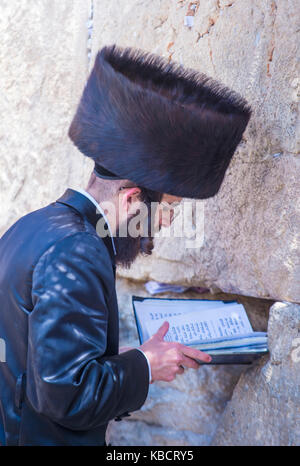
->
[120,187,142,212]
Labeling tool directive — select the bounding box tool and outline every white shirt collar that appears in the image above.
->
[76,188,117,256]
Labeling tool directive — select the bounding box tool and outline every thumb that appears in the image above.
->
[154,321,169,341]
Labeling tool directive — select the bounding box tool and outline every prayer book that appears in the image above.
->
[132,296,268,365]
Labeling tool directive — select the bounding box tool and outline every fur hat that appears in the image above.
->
[68,44,252,199]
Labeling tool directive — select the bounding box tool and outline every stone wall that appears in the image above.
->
[1,0,299,446]
[212,302,300,446]
[0,0,93,237]
[108,0,300,303]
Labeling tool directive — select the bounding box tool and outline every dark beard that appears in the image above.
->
[113,234,154,269]
[113,221,141,268]
[114,187,162,268]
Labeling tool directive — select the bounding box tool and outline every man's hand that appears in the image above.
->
[140,321,212,383]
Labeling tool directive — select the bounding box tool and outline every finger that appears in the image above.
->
[176,366,184,375]
[180,354,201,369]
[181,345,212,363]
[154,321,169,340]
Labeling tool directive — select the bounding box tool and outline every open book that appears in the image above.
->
[132,296,268,365]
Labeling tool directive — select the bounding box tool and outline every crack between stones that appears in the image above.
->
[154,17,168,30]
[266,1,277,77]
[196,0,236,43]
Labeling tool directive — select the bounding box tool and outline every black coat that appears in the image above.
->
[0,188,149,446]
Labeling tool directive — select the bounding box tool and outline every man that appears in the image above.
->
[0,44,251,446]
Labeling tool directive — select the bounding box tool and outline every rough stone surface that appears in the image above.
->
[106,278,273,446]
[0,0,92,236]
[91,0,300,303]
[212,301,300,446]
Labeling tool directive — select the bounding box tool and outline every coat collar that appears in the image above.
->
[56,188,116,265]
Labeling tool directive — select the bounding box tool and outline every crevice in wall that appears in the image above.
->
[266,0,277,77]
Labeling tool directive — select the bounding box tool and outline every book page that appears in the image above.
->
[144,304,253,345]
[134,298,235,321]
[133,298,238,342]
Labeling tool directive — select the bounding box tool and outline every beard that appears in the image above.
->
[113,187,162,268]
[113,231,154,269]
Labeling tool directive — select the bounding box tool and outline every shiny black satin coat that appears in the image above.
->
[0,189,149,446]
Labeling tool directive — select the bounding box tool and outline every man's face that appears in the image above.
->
[113,187,182,268]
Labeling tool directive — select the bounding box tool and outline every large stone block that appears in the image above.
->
[90,0,299,303]
[0,0,91,236]
[212,301,300,446]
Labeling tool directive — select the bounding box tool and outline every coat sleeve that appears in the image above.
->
[27,232,149,431]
